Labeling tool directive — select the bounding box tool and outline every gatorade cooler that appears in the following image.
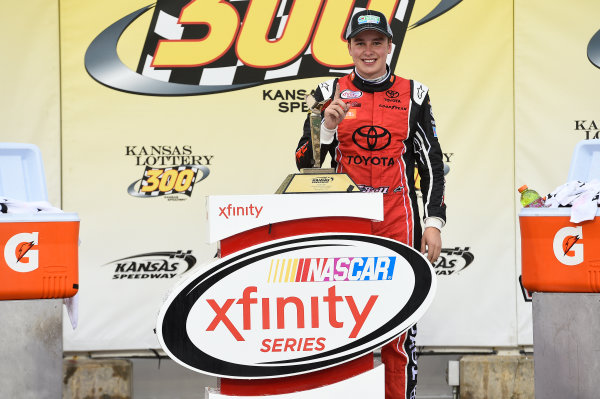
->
[520,139,600,292]
[0,143,79,300]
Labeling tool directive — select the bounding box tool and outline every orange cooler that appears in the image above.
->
[0,213,79,300]
[520,207,600,292]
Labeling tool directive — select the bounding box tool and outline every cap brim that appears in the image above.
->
[347,26,393,40]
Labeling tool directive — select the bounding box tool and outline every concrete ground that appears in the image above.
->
[129,354,460,399]
[63,351,537,398]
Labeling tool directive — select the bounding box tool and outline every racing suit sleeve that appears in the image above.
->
[414,93,446,224]
[295,80,338,170]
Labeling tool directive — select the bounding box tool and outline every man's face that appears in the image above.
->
[347,30,392,80]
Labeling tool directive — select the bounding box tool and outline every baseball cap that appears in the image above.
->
[345,10,393,41]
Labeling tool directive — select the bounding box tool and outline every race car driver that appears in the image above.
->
[294,9,446,399]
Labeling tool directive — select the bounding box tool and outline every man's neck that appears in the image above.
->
[355,67,390,84]
[351,65,394,93]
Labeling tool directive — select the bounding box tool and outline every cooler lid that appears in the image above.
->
[568,139,600,182]
[0,143,48,202]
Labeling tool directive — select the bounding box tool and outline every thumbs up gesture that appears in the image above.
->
[323,84,350,130]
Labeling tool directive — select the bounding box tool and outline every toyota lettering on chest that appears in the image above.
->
[352,126,392,151]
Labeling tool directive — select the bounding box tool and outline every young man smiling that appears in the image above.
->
[295,9,447,399]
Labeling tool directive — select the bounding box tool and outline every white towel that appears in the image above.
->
[571,190,598,223]
[543,180,600,222]
[0,197,63,213]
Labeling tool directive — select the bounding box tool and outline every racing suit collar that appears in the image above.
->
[351,65,395,93]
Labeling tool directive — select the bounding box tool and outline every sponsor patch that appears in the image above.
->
[358,15,381,25]
[340,90,363,99]
[346,108,358,119]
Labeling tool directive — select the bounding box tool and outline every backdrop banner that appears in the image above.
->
[514,0,600,345]
[1,1,61,205]
[60,0,516,351]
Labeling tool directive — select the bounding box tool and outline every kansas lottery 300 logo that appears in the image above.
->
[85,0,462,96]
[126,145,212,199]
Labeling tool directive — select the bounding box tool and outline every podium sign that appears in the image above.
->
[156,233,436,378]
[206,193,383,244]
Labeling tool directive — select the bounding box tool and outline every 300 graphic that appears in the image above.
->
[128,165,210,198]
[85,0,463,95]
[142,167,194,193]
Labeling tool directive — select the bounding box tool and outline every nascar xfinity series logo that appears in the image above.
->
[85,0,462,96]
[106,250,196,280]
[157,233,436,378]
[267,257,396,283]
[126,145,211,200]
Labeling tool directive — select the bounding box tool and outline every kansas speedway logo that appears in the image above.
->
[85,0,463,96]
[433,247,474,276]
[107,250,196,280]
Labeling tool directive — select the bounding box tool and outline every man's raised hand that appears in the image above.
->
[323,83,349,130]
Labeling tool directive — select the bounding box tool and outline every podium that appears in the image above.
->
[209,193,384,397]
[156,192,436,398]
[208,193,383,256]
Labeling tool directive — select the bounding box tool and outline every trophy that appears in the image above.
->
[276,94,358,194]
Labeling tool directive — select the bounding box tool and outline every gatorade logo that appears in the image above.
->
[553,226,583,266]
[4,232,39,273]
[85,0,464,96]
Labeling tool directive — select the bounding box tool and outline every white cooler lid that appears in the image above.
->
[0,213,80,223]
[0,143,48,202]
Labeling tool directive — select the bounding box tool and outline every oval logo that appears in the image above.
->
[340,89,363,99]
[386,90,399,98]
[352,125,392,151]
[156,233,436,378]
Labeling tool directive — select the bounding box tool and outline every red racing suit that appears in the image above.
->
[295,70,446,399]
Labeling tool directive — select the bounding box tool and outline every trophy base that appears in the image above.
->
[276,169,359,194]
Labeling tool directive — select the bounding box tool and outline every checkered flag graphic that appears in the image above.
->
[136,0,415,87]
[139,165,198,197]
